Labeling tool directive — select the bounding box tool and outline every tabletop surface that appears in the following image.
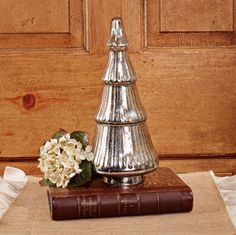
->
[0,172,235,235]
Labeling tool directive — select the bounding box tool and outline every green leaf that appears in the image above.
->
[52,129,67,140]
[69,160,92,187]
[70,131,88,149]
[91,162,99,178]
[43,178,55,187]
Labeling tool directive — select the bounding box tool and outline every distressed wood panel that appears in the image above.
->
[0,54,101,157]
[160,0,233,32]
[88,0,144,52]
[159,158,236,175]
[0,0,69,33]
[0,0,84,49]
[0,49,235,157]
[147,0,236,47]
[136,49,236,154]
[0,0,235,175]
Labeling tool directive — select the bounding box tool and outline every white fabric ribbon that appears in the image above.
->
[210,171,236,228]
[0,166,28,219]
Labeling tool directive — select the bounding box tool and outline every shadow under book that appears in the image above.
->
[47,167,193,220]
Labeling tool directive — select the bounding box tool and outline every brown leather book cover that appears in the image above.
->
[47,167,193,220]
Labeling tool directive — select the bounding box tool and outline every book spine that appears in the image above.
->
[50,190,193,220]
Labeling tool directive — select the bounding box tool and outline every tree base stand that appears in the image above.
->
[103,175,144,186]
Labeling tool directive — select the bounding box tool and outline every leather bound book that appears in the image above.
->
[47,167,193,220]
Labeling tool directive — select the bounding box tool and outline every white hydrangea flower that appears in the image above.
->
[86,152,94,161]
[38,134,94,188]
[85,145,94,161]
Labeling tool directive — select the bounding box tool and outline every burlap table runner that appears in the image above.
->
[0,172,235,235]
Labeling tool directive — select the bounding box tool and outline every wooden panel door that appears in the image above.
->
[0,0,84,48]
[0,0,235,175]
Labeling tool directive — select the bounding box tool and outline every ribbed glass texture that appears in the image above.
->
[96,84,146,123]
[93,17,158,183]
[94,123,157,176]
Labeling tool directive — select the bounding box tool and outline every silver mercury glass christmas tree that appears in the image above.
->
[93,17,158,186]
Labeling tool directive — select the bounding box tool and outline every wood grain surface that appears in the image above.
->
[0,0,69,33]
[160,0,233,32]
[1,49,235,157]
[0,0,83,49]
[148,0,236,47]
[0,0,235,174]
